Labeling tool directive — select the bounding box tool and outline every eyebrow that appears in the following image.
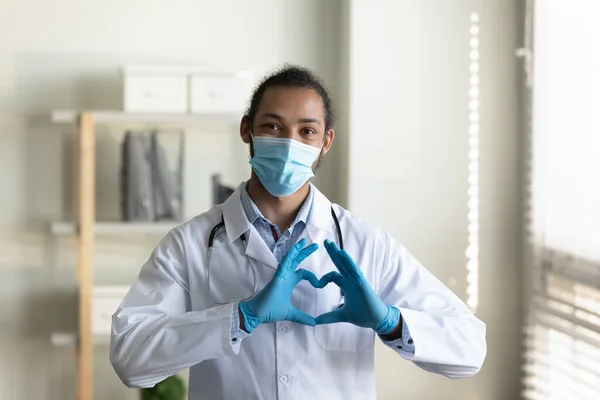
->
[260,113,322,126]
[261,113,284,121]
[298,118,321,126]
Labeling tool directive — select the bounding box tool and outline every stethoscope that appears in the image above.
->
[207,207,344,305]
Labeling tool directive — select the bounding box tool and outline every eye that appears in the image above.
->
[301,128,316,135]
[262,123,280,131]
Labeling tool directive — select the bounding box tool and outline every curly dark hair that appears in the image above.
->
[245,64,335,131]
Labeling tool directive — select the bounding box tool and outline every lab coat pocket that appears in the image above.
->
[314,283,373,352]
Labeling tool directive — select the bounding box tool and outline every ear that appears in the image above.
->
[240,116,252,144]
[321,129,335,156]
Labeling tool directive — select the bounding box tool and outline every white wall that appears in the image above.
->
[0,1,342,399]
[344,0,522,399]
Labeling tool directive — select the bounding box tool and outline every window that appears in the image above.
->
[467,11,480,312]
[523,1,600,399]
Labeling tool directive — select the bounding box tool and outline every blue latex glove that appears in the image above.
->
[239,238,320,333]
[316,239,400,335]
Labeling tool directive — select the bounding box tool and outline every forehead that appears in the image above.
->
[257,86,325,122]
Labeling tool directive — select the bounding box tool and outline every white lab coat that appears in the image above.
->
[110,183,487,400]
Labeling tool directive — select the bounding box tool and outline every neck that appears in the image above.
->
[247,172,310,232]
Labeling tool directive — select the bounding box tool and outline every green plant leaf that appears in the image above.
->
[140,375,186,400]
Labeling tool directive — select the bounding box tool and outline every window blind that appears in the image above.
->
[523,1,600,399]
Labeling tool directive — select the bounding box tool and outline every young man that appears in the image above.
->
[110,65,487,399]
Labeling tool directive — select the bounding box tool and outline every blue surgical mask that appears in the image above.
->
[249,134,322,197]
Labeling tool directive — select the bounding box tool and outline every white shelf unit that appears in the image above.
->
[52,109,240,125]
[50,285,131,348]
[51,332,110,347]
[53,109,237,400]
[51,221,180,235]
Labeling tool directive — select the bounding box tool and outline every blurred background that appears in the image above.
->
[1,0,598,399]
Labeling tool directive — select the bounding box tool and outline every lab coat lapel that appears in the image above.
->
[305,185,335,252]
[245,226,279,269]
[222,183,279,270]
[222,183,251,243]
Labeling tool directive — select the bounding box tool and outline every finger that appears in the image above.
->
[287,238,306,261]
[295,268,321,288]
[287,307,316,326]
[315,310,346,325]
[324,240,350,276]
[294,243,319,266]
[289,238,306,259]
[277,238,306,273]
[327,240,348,271]
[324,239,342,269]
[332,243,361,281]
[339,250,364,281]
[318,271,344,288]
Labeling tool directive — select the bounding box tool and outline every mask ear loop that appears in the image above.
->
[248,130,261,161]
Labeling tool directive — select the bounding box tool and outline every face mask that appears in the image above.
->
[249,134,322,197]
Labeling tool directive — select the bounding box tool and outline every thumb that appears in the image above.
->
[295,268,321,288]
[286,307,316,326]
[318,271,343,288]
[315,309,346,325]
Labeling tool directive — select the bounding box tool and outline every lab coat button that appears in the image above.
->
[278,326,290,334]
[408,338,413,344]
[279,375,289,384]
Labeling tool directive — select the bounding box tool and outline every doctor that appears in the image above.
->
[110,65,487,399]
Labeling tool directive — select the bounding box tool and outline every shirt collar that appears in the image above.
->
[240,182,314,230]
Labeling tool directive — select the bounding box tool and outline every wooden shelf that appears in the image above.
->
[50,221,180,235]
[52,109,240,125]
[54,110,207,399]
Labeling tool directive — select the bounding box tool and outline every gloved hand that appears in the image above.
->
[239,238,320,333]
[316,239,400,335]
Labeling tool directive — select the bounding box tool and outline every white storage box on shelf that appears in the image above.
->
[190,71,254,114]
[123,66,188,113]
[91,285,131,336]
